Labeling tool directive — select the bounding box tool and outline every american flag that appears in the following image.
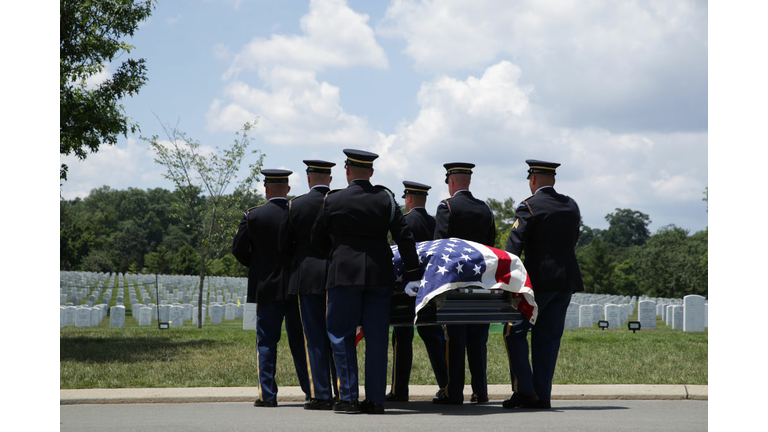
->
[392,238,537,324]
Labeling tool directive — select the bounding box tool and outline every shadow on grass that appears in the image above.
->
[60,336,220,364]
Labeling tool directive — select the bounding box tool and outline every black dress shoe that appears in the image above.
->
[525,400,551,410]
[360,399,385,414]
[304,398,333,410]
[435,388,446,398]
[470,393,489,404]
[502,392,539,409]
[333,399,361,413]
[254,398,278,407]
[385,392,408,402]
[432,394,463,405]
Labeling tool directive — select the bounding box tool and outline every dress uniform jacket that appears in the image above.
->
[389,207,447,399]
[233,198,291,303]
[502,186,583,406]
[312,179,423,287]
[434,190,496,246]
[506,186,584,293]
[279,186,331,296]
[433,189,495,403]
[404,208,436,241]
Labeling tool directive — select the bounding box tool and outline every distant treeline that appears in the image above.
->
[61,186,707,299]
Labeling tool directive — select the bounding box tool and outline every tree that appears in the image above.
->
[602,208,651,248]
[144,119,263,328]
[578,237,615,294]
[486,197,516,249]
[60,0,155,181]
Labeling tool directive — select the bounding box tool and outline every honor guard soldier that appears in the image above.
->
[432,162,496,405]
[311,149,423,414]
[386,181,448,402]
[232,169,310,407]
[278,160,339,410]
[502,160,584,410]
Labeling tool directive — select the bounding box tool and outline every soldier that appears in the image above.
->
[311,149,423,415]
[278,160,339,410]
[432,163,496,405]
[386,181,448,402]
[502,160,584,410]
[232,169,310,407]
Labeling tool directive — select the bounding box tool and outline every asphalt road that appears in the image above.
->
[60,399,708,431]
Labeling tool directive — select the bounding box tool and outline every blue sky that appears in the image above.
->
[58,0,710,233]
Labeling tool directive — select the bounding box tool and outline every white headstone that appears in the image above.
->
[225,303,236,320]
[578,305,593,327]
[592,304,602,322]
[90,307,101,327]
[60,307,65,328]
[170,305,185,327]
[638,300,656,330]
[110,305,126,327]
[671,305,684,330]
[604,304,621,329]
[64,306,77,326]
[210,304,224,324]
[138,307,153,326]
[683,295,706,332]
[243,303,257,330]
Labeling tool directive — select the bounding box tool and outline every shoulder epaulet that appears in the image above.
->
[374,184,394,194]
[375,185,396,222]
[516,195,535,215]
[289,193,307,203]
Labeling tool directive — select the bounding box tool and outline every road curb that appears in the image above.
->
[60,384,707,405]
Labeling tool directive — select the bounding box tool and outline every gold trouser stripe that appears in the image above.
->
[391,339,398,394]
[256,303,262,401]
[503,323,518,393]
[298,295,315,398]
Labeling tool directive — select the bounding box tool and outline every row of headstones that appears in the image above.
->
[60,301,250,328]
[562,294,707,332]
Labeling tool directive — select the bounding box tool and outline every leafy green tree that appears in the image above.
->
[602,208,651,248]
[487,197,516,249]
[60,0,154,181]
[82,249,116,272]
[171,244,199,276]
[577,237,615,294]
[144,245,172,275]
[110,220,148,272]
[611,259,639,297]
[634,225,707,298]
[145,119,263,327]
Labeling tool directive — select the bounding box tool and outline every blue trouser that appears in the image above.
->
[443,323,490,401]
[326,285,391,404]
[298,292,339,400]
[503,290,572,402]
[390,324,448,396]
[256,297,311,403]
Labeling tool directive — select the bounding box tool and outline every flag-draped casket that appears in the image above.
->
[391,238,537,325]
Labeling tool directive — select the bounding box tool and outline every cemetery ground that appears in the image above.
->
[60,317,706,389]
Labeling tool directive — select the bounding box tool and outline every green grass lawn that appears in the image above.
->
[60,317,706,389]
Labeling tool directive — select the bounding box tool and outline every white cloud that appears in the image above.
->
[224,0,387,79]
[60,138,168,200]
[378,0,707,132]
[207,67,376,146]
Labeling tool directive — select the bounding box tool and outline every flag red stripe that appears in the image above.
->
[489,246,512,284]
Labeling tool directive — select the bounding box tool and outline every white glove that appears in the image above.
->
[404,281,420,297]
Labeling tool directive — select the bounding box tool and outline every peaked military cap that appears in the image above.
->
[525,159,560,178]
[402,180,431,199]
[262,169,292,183]
[343,149,378,168]
[443,162,475,184]
[303,159,335,174]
